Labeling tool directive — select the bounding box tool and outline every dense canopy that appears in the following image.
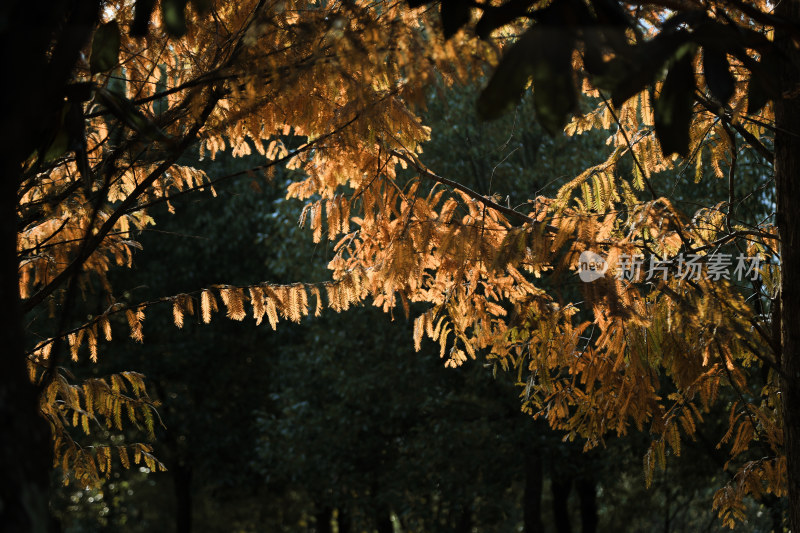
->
[1,0,799,530]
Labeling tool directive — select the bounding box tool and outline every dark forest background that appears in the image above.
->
[49,83,781,532]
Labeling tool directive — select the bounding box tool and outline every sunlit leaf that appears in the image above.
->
[654,46,697,157]
[90,20,120,73]
[703,47,734,105]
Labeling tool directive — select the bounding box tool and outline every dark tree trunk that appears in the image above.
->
[575,476,597,533]
[762,494,785,532]
[375,506,393,533]
[775,0,800,530]
[523,452,545,533]
[0,2,99,531]
[173,462,193,533]
[552,476,573,533]
[336,507,351,533]
[0,175,55,532]
[314,506,332,533]
[152,379,193,533]
[454,503,472,533]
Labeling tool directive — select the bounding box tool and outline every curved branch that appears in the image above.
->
[22,90,223,315]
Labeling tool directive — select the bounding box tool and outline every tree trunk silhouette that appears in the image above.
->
[776,0,800,530]
[552,476,573,533]
[576,476,597,533]
[523,453,545,533]
[314,506,332,533]
[336,507,351,533]
[454,503,473,533]
[375,506,393,533]
[0,169,54,533]
[173,461,193,533]
[0,2,99,532]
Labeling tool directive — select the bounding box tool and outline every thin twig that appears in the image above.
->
[390,149,555,231]
[22,90,223,315]
[598,91,659,200]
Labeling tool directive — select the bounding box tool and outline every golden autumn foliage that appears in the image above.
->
[19,0,789,526]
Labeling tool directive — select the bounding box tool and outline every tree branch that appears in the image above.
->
[694,93,775,162]
[123,114,362,215]
[389,149,554,230]
[22,90,223,315]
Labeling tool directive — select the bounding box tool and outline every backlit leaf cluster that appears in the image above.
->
[21,0,785,523]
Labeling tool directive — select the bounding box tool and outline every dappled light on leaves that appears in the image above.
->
[16,0,787,526]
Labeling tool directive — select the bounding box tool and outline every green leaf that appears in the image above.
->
[475,0,536,40]
[94,88,170,141]
[90,21,120,74]
[654,48,696,157]
[746,52,780,116]
[692,18,773,56]
[162,0,188,37]
[132,0,157,37]
[589,0,631,28]
[592,31,690,108]
[575,0,631,76]
[477,28,538,121]
[42,130,70,163]
[478,25,576,133]
[440,0,471,40]
[531,30,576,135]
[703,47,734,105]
[746,77,769,117]
[580,28,610,76]
[39,104,73,162]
